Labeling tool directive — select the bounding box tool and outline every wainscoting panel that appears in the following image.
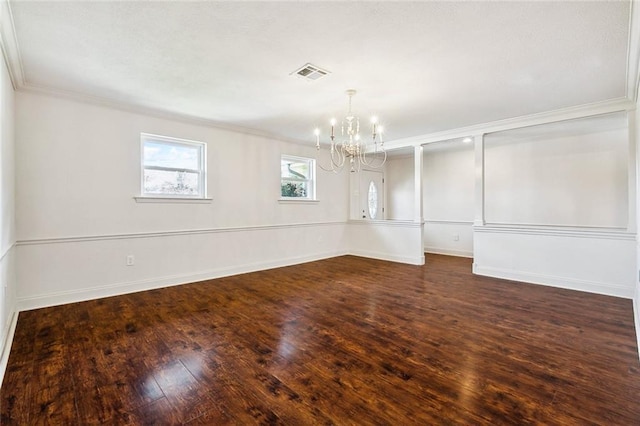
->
[424,220,474,258]
[635,240,640,361]
[0,245,17,388]
[635,290,640,361]
[16,222,349,311]
[473,226,636,298]
[348,220,425,265]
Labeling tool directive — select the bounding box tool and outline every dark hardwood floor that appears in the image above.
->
[2,254,640,425]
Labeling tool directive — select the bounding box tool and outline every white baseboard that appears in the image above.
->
[424,247,473,258]
[0,309,18,389]
[634,293,640,362]
[17,250,348,311]
[349,249,425,266]
[473,264,634,299]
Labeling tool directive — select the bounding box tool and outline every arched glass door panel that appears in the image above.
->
[368,180,378,219]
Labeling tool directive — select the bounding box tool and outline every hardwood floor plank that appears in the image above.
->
[2,254,640,424]
[0,363,33,425]
[124,397,184,425]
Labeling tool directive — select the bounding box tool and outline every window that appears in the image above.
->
[368,180,378,219]
[280,155,315,200]
[141,133,206,199]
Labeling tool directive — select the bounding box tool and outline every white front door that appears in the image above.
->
[359,170,384,220]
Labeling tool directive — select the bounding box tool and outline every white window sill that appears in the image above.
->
[278,198,319,204]
[134,196,212,204]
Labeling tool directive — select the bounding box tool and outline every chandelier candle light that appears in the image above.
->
[314,89,387,173]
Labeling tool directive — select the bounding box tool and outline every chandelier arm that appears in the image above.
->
[359,145,387,169]
[318,155,340,172]
[319,162,342,173]
[318,146,346,172]
[332,146,347,168]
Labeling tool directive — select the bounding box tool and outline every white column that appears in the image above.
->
[414,145,424,223]
[414,145,425,264]
[629,111,637,233]
[474,134,485,226]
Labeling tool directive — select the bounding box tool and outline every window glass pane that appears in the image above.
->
[281,181,308,197]
[144,169,200,196]
[280,155,315,200]
[281,159,309,180]
[368,181,378,219]
[144,141,200,170]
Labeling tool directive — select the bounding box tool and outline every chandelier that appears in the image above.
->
[314,89,387,173]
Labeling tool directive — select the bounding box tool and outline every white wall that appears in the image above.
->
[474,227,636,298]
[424,222,473,258]
[635,103,640,359]
[385,155,413,221]
[16,93,349,238]
[17,222,349,310]
[15,91,351,309]
[484,128,628,228]
[348,220,424,265]
[0,51,16,385]
[474,115,636,299]
[423,142,474,257]
[382,145,475,258]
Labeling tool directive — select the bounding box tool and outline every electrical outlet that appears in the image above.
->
[453,234,459,241]
[126,255,135,266]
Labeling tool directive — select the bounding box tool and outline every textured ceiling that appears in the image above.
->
[7,1,632,143]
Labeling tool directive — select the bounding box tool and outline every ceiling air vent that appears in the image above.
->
[292,63,330,81]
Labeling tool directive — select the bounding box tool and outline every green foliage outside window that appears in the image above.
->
[280,155,314,199]
[281,182,307,197]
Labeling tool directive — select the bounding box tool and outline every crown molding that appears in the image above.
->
[0,0,24,89]
[3,0,638,149]
[385,152,413,160]
[20,81,635,156]
[384,97,635,150]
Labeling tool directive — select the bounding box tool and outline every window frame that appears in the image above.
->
[139,133,208,200]
[280,155,317,201]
